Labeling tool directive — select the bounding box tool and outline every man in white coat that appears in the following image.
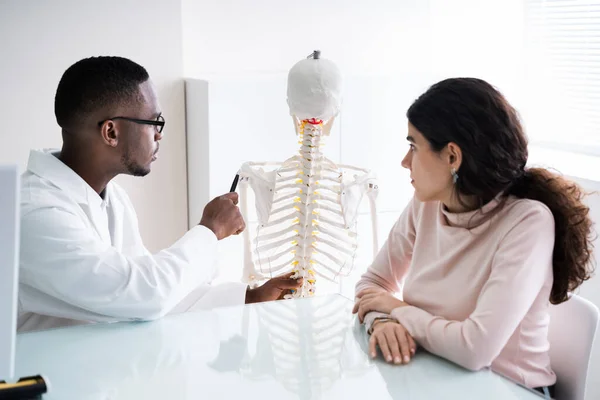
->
[18,56,302,332]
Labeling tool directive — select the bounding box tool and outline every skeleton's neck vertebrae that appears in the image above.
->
[298,119,325,162]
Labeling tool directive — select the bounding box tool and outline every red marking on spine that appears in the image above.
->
[304,118,323,125]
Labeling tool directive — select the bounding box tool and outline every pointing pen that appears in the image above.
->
[230,173,240,193]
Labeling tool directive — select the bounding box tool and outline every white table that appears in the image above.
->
[15,295,544,399]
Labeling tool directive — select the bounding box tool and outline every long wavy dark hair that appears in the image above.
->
[407,78,594,304]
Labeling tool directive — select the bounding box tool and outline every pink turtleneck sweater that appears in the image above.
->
[356,196,557,388]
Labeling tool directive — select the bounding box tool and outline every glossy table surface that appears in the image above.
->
[15,295,543,399]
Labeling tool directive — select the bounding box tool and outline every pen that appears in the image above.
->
[230,173,240,193]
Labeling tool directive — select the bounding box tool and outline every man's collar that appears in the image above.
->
[26,149,109,208]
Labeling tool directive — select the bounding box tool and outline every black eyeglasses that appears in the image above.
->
[97,115,165,133]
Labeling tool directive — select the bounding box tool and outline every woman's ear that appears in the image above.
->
[447,142,462,170]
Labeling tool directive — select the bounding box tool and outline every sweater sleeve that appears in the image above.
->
[355,197,418,330]
[391,203,554,371]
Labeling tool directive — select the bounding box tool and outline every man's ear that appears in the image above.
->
[100,120,119,147]
[447,142,463,170]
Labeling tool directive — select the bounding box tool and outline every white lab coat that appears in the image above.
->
[18,149,247,332]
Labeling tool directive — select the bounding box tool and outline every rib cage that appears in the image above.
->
[251,122,359,297]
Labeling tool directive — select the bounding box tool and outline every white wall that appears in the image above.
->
[182,0,431,77]
[0,0,188,252]
[429,0,526,108]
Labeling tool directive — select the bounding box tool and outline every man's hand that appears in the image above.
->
[200,193,245,240]
[353,288,409,323]
[245,272,304,304]
[370,320,416,365]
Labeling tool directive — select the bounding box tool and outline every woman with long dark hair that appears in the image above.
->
[353,78,594,395]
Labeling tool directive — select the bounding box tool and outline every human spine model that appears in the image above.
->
[239,51,379,297]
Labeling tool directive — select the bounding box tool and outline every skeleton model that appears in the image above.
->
[238,51,379,297]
